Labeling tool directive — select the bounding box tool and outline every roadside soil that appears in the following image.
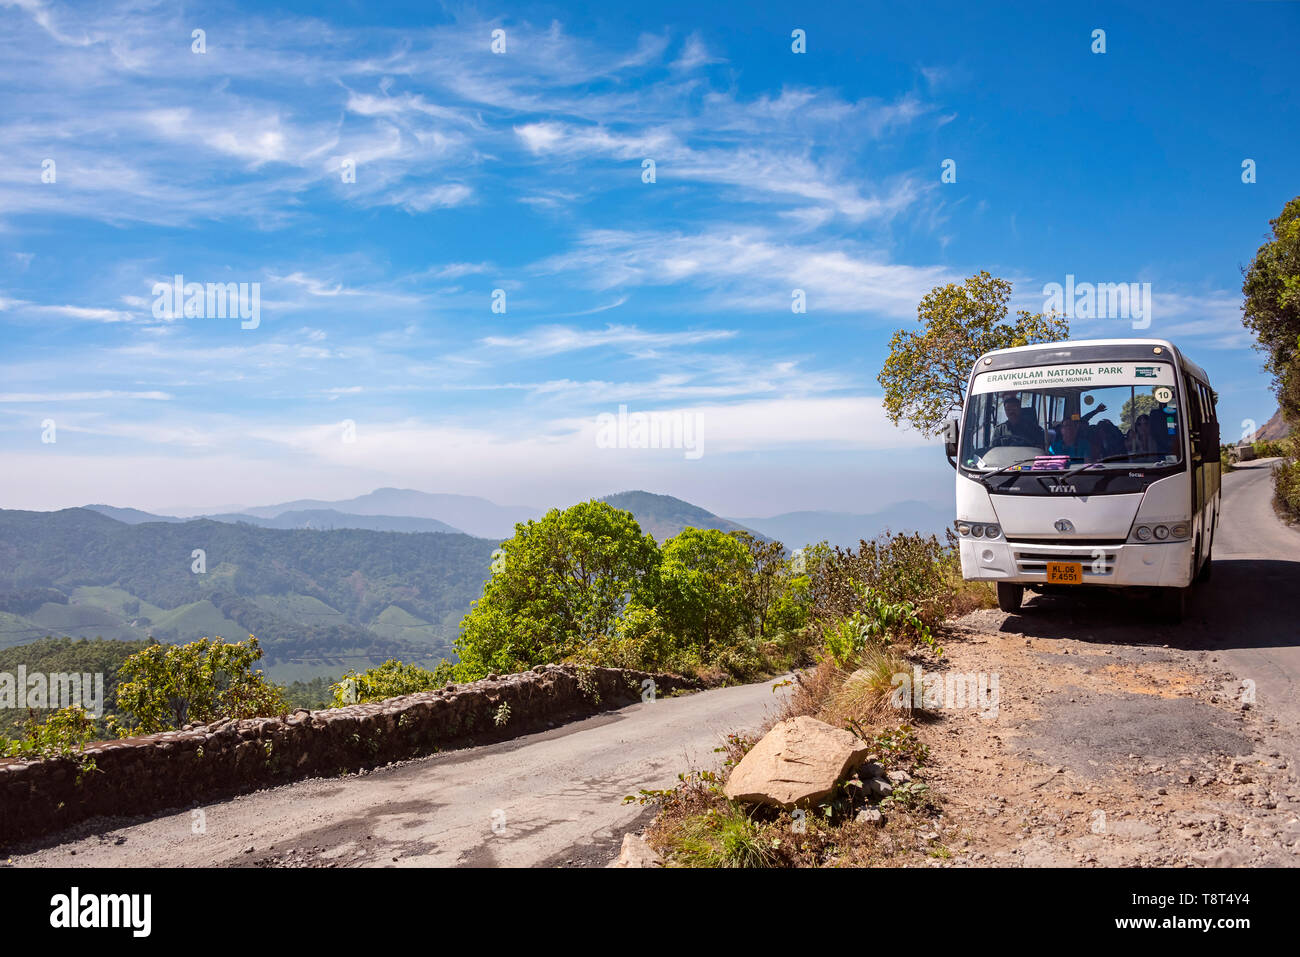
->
[902,598,1299,867]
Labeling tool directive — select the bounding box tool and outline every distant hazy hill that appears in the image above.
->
[1258,409,1292,442]
[730,500,953,550]
[202,509,464,534]
[87,503,465,535]
[83,504,181,524]
[600,491,757,542]
[0,508,496,675]
[236,488,542,540]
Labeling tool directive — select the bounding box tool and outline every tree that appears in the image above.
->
[1120,393,1160,433]
[1242,196,1300,424]
[878,271,1069,436]
[730,531,789,639]
[455,501,660,676]
[652,528,752,653]
[113,636,286,734]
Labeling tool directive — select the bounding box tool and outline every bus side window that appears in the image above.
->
[1185,375,1203,441]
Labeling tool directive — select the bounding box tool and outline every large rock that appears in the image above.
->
[723,716,871,809]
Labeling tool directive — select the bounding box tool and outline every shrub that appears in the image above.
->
[114,636,287,734]
[330,659,456,706]
[813,533,957,636]
[1,705,98,761]
[1273,439,1300,523]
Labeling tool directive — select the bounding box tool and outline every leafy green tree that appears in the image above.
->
[455,501,660,676]
[1242,196,1300,424]
[729,531,791,639]
[878,271,1068,435]
[1120,393,1160,433]
[113,636,286,734]
[653,528,752,653]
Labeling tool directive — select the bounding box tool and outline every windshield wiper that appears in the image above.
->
[1059,451,1170,482]
[976,457,1045,483]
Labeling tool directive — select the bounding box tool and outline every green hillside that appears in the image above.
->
[599,491,757,542]
[0,508,497,669]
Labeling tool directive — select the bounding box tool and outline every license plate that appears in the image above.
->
[1046,561,1083,584]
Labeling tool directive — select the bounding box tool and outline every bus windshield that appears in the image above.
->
[960,360,1183,472]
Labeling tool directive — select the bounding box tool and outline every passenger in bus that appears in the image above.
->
[990,395,1045,448]
[1049,417,1092,460]
[1127,413,1154,454]
[1092,418,1126,458]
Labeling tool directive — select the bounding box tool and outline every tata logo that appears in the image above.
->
[1050,484,1077,494]
[1054,519,1075,533]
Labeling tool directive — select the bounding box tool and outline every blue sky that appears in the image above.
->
[1,0,1296,518]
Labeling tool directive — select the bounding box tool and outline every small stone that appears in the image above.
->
[867,778,893,798]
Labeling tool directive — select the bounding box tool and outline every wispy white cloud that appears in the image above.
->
[537,228,958,318]
[0,389,171,402]
[480,323,736,357]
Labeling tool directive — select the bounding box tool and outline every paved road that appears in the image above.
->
[1006,457,1300,748]
[7,674,791,867]
[1201,459,1300,733]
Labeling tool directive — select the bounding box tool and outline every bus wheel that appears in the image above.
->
[996,582,1024,613]
[1159,586,1189,623]
[1195,537,1213,583]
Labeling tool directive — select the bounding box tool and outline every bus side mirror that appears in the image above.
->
[943,418,959,465]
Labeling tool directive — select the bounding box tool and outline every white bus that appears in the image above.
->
[943,338,1221,621]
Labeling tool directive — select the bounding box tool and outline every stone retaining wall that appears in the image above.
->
[0,665,698,847]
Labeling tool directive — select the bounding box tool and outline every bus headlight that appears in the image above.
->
[957,521,1000,538]
[1128,521,1191,543]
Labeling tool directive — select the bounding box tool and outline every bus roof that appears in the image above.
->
[974,338,1211,385]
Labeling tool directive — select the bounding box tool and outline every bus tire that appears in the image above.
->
[1160,586,1189,623]
[996,582,1024,613]
[1195,537,1213,583]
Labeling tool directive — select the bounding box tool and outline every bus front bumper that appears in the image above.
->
[959,538,1194,589]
